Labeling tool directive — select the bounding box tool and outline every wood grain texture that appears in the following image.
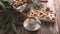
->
[53,0,60,34]
[0,0,60,34]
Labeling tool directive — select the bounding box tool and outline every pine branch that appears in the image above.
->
[0,0,18,34]
[11,23,17,34]
[33,3,44,10]
[0,1,6,11]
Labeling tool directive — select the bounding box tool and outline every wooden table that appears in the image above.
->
[15,0,59,34]
[0,0,60,34]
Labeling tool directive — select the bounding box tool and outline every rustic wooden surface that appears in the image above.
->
[53,0,60,34]
[0,0,60,34]
[16,0,59,34]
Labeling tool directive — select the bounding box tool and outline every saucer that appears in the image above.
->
[23,17,41,31]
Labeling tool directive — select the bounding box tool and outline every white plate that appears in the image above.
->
[23,17,41,31]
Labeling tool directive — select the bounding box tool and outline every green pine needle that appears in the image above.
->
[33,3,44,10]
[0,0,18,34]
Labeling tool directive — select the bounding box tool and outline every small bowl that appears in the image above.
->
[13,3,27,12]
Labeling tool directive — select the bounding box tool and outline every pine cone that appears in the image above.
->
[19,13,27,22]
